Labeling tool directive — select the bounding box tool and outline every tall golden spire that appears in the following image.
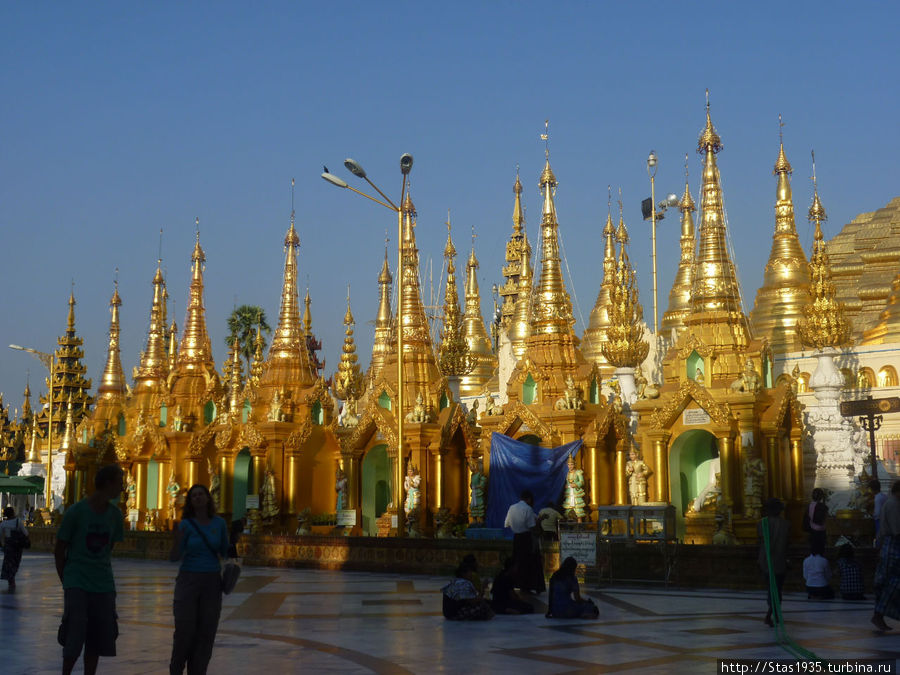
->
[584,187,618,367]
[176,227,215,371]
[227,339,243,416]
[531,124,575,335]
[602,198,649,368]
[334,288,363,400]
[798,156,852,350]
[60,394,75,451]
[499,168,533,333]
[749,117,811,353]
[438,216,472,377]
[382,190,442,416]
[662,157,697,336]
[66,288,76,333]
[368,246,394,383]
[136,260,169,388]
[21,381,32,423]
[509,244,534,360]
[97,278,126,400]
[460,229,496,395]
[687,94,749,341]
[26,417,39,463]
[303,289,312,337]
[248,325,265,387]
[267,208,305,361]
[167,320,178,371]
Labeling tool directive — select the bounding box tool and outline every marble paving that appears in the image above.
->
[1,553,897,674]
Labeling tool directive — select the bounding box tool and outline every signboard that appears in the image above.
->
[245,495,260,510]
[840,397,900,417]
[391,515,398,529]
[559,530,597,567]
[337,510,357,526]
[683,408,711,426]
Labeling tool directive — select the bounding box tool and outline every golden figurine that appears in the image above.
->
[625,448,651,505]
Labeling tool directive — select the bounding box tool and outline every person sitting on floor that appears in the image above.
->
[546,556,599,619]
[837,543,865,600]
[803,539,834,600]
[490,557,534,615]
[441,558,494,621]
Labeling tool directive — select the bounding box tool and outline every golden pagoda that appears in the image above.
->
[91,280,127,431]
[480,136,630,513]
[582,189,618,371]
[749,123,811,354]
[340,191,475,536]
[366,247,394,387]
[660,157,697,337]
[632,96,803,544]
[799,167,853,350]
[827,196,900,339]
[498,169,531,333]
[437,219,473,381]
[132,260,170,412]
[602,202,649,370]
[333,290,363,401]
[507,243,534,362]
[460,234,497,397]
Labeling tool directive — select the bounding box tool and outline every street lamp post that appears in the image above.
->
[643,152,680,335]
[323,154,413,536]
[9,344,55,509]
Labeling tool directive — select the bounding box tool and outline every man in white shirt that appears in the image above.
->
[504,491,545,593]
[538,503,563,541]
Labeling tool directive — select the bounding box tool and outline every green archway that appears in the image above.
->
[312,401,323,424]
[687,350,704,381]
[147,459,160,510]
[232,448,252,519]
[241,400,251,424]
[361,444,390,536]
[589,377,599,404]
[518,434,542,446]
[117,413,126,436]
[159,404,167,428]
[377,391,392,410]
[669,429,718,537]
[204,401,216,425]
[523,374,537,405]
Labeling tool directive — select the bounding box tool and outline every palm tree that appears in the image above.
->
[226,305,271,372]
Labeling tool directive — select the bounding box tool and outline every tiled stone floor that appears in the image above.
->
[2,553,898,674]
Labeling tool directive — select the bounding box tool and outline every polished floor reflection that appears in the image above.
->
[2,553,897,674]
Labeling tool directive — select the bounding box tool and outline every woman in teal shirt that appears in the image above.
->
[168,484,228,674]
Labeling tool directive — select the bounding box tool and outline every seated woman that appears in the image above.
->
[803,539,834,600]
[546,557,599,619]
[491,557,534,615]
[442,558,494,621]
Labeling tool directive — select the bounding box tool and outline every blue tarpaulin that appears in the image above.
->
[485,433,582,529]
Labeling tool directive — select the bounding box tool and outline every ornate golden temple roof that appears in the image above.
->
[661,160,696,336]
[602,203,649,368]
[530,157,575,336]
[460,237,497,396]
[96,280,126,402]
[499,170,532,333]
[798,167,852,350]
[583,191,618,368]
[749,129,810,354]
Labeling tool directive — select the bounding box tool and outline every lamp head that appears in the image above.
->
[400,153,413,175]
[321,172,349,189]
[665,193,680,207]
[344,158,366,178]
[647,150,658,169]
[9,344,23,351]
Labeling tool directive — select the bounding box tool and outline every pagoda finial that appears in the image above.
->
[798,157,851,349]
[303,288,312,337]
[512,165,525,233]
[602,201,648,369]
[26,417,39,463]
[748,121,809,353]
[369,248,394,381]
[177,226,214,370]
[136,258,169,386]
[334,286,363,400]
[98,276,126,399]
[267,180,309,379]
[439,219,472,378]
[60,393,75,451]
[809,150,827,223]
[531,132,573,335]
[688,92,747,329]
[583,185,620,366]
[661,157,697,335]
[67,286,76,333]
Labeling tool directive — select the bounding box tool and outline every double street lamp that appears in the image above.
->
[642,151,680,335]
[322,154,413,536]
[9,343,56,509]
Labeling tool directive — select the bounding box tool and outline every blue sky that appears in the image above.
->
[1,2,898,409]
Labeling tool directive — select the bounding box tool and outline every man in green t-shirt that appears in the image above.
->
[55,464,125,675]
